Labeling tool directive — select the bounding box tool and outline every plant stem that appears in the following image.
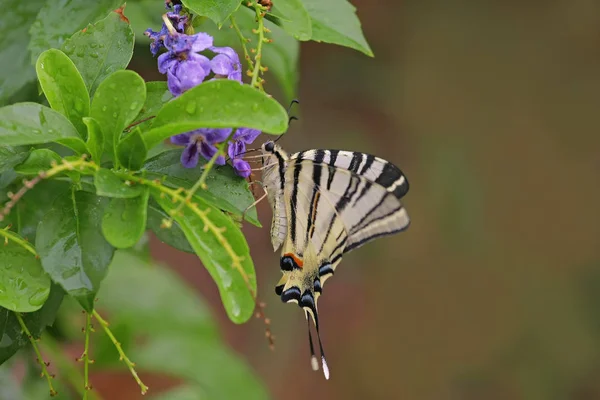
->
[41,335,103,400]
[230,15,254,73]
[15,313,57,397]
[0,227,36,255]
[251,4,266,89]
[83,311,92,398]
[92,310,148,395]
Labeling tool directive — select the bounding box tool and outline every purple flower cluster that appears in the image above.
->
[146,4,259,177]
[169,127,260,178]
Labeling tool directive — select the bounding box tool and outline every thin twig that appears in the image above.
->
[15,313,57,397]
[41,335,103,400]
[230,14,254,74]
[125,116,156,132]
[81,311,93,398]
[92,310,148,395]
[251,4,267,89]
[0,226,36,255]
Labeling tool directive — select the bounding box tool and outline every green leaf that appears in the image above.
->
[0,236,50,312]
[131,81,173,133]
[143,80,288,148]
[271,0,312,40]
[0,284,64,365]
[152,192,256,323]
[0,103,87,153]
[0,146,30,174]
[303,0,373,56]
[143,149,260,227]
[35,190,115,311]
[1,181,71,242]
[83,117,104,162]
[102,188,149,248]
[94,168,145,198]
[117,128,147,171]
[182,0,240,26]
[62,10,135,96]
[13,149,61,175]
[96,252,268,398]
[0,0,46,105]
[263,18,300,102]
[90,70,146,161]
[28,0,124,64]
[147,199,194,253]
[36,49,90,136]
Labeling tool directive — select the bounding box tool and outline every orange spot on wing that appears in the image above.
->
[284,253,303,268]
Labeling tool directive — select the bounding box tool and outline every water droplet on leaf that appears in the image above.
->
[28,288,49,307]
[185,101,197,114]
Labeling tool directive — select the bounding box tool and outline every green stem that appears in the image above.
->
[92,310,148,395]
[0,227,36,255]
[15,313,57,397]
[83,311,92,398]
[230,15,254,73]
[41,335,102,400]
[251,5,266,89]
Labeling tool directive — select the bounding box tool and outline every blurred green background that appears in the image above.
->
[142,1,600,399]
[14,1,600,399]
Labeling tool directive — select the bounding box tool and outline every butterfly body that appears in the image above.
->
[259,141,410,378]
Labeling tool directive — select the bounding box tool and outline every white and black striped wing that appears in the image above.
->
[285,150,410,264]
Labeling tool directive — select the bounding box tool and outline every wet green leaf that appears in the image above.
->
[83,117,104,163]
[143,80,288,148]
[147,199,194,253]
[117,128,147,171]
[0,146,30,174]
[0,284,64,365]
[182,0,240,26]
[132,81,173,133]
[0,236,50,312]
[14,149,61,175]
[28,0,123,64]
[303,0,373,56]
[144,149,260,227]
[90,70,146,162]
[0,0,46,105]
[152,192,256,324]
[0,103,87,153]
[36,49,90,136]
[35,190,115,311]
[94,168,145,198]
[62,10,135,96]
[102,188,149,248]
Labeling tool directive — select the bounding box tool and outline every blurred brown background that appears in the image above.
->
[135,1,600,399]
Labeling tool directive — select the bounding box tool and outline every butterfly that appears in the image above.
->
[250,140,410,379]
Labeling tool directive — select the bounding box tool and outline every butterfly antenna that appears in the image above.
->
[275,100,300,144]
[305,310,319,372]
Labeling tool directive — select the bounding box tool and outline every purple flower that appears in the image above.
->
[210,46,242,82]
[158,33,213,96]
[144,4,188,56]
[227,127,261,177]
[170,128,231,168]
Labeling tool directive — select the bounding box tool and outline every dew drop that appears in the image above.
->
[102,106,108,112]
[76,50,85,57]
[185,101,197,114]
[28,288,49,307]
[252,104,259,111]
[90,52,99,59]
[14,278,27,292]
[89,42,97,49]
[130,102,138,110]
[112,112,118,118]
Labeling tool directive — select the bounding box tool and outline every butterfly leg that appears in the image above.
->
[242,185,268,221]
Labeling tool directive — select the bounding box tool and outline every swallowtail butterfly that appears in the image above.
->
[256,141,410,379]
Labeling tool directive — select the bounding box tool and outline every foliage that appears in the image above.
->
[0,0,372,397]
